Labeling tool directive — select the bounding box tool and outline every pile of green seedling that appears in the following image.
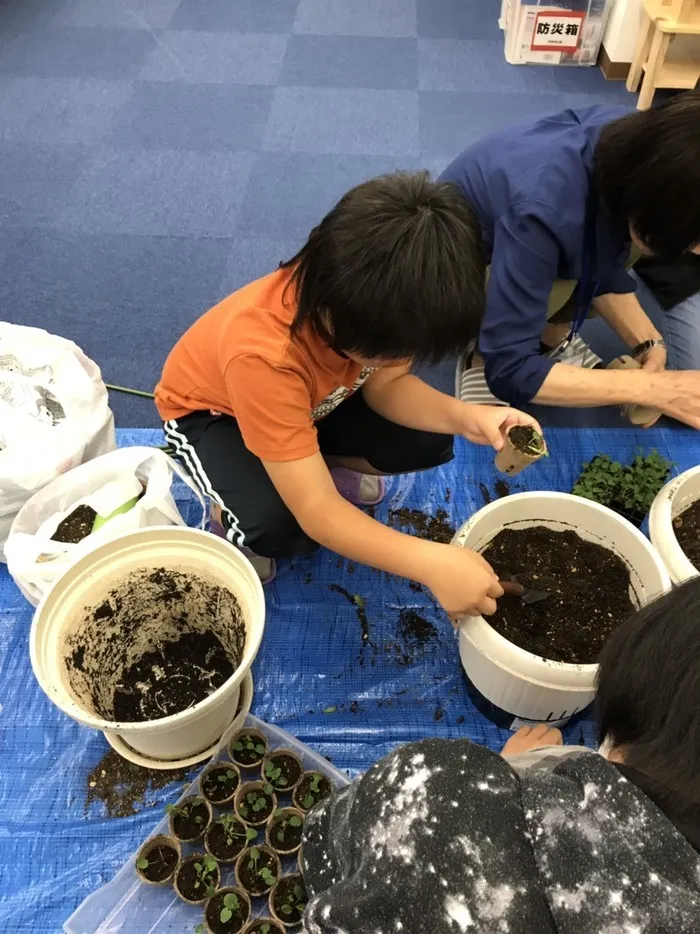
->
[572,450,672,524]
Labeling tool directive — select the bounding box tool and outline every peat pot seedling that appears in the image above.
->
[229,730,267,767]
[294,771,332,811]
[194,856,219,898]
[220,814,257,848]
[272,876,308,927]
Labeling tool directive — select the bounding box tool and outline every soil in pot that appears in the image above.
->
[207,814,257,862]
[205,888,251,934]
[508,426,546,456]
[480,526,634,664]
[168,796,211,842]
[52,504,97,543]
[229,730,267,768]
[293,772,332,812]
[236,782,277,826]
[202,763,241,805]
[244,920,284,934]
[270,875,307,928]
[262,751,302,792]
[175,854,220,904]
[64,567,246,725]
[673,499,700,569]
[135,836,179,884]
[267,809,304,855]
[236,846,280,897]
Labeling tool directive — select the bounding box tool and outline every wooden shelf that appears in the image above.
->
[642,58,700,87]
[644,0,700,33]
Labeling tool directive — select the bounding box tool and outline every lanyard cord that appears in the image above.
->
[558,182,600,353]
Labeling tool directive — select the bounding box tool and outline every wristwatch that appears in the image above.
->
[632,338,666,360]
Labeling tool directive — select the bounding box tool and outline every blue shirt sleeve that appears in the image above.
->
[481,205,563,406]
[595,245,637,298]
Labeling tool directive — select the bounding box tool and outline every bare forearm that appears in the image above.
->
[299,491,437,580]
[363,373,462,433]
[534,362,677,409]
[593,292,662,348]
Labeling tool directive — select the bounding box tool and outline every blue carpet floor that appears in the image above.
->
[0,0,636,427]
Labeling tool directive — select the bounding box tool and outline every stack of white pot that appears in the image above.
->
[454,492,671,730]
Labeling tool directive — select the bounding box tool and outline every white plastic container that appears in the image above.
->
[30,526,265,764]
[502,0,613,66]
[649,465,700,584]
[454,492,670,728]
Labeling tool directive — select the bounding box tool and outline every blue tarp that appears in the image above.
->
[1,425,698,932]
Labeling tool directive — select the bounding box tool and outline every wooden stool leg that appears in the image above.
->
[627,14,653,92]
[637,28,670,109]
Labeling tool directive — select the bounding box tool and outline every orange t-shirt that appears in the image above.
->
[155,268,376,462]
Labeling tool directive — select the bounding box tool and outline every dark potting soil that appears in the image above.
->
[237,848,279,895]
[479,482,492,506]
[207,818,251,861]
[269,812,304,853]
[674,499,700,569]
[171,798,210,841]
[230,731,267,766]
[52,504,96,543]
[272,875,307,926]
[388,506,455,544]
[138,843,178,883]
[205,890,250,934]
[508,425,544,455]
[176,855,220,902]
[398,609,437,649]
[294,772,332,811]
[112,631,234,722]
[85,749,191,819]
[245,922,284,934]
[495,480,511,498]
[482,526,634,664]
[329,584,373,646]
[202,764,240,803]
[264,753,302,791]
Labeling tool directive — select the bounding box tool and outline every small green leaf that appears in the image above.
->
[135,857,149,870]
[204,856,217,871]
[233,741,243,751]
[323,706,337,714]
[302,795,314,809]
[353,594,364,608]
[261,925,271,934]
[255,743,266,755]
[289,816,302,827]
[194,862,203,873]
[249,847,260,860]
[246,827,257,841]
[205,884,216,898]
[294,884,304,899]
[223,893,240,910]
[281,905,293,915]
[220,907,233,923]
[278,776,287,787]
[263,783,274,795]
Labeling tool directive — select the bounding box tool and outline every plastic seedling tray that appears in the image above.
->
[65,715,349,933]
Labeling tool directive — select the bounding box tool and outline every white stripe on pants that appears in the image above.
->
[163,419,246,547]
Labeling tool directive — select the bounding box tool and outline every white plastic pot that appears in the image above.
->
[30,526,264,763]
[454,492,670,728]
[649,466,700,584]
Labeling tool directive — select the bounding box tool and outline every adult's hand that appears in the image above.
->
[653,370,700,429]
[638,342,667,374]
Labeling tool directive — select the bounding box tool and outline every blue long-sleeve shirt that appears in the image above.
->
[440,106,637,406]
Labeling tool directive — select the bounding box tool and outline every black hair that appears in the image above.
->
[596,577,700,810]
[594,91,700,257]
[281,171,484,364]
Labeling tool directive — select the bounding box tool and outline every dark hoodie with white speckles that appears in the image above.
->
[299,738,700,934]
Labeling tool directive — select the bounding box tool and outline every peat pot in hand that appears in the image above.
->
[649,465,700,584]
[453,492,670,729]
[30,526,264,764]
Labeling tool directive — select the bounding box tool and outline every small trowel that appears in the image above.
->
[499,577,551,606]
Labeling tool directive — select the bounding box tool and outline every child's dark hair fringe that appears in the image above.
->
[281,171,484,364]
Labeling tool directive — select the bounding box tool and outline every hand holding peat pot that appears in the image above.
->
[494,425,548,477]
[607,355,661,426]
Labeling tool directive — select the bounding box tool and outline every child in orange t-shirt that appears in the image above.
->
[156,171,540,618]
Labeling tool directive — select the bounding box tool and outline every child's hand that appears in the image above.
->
[458,405,542,451]
[500,724,563,756]
[421,544,503,618]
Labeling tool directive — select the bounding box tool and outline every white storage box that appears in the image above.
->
[503,0,613,65]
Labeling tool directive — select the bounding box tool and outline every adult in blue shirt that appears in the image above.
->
[441,92,700,428]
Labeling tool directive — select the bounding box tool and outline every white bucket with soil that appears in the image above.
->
[454,492,670,728]
[649,466,700,584]
[30,526,264,764]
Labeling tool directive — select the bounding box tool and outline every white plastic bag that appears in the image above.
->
[0,323,116,558]
[5,447,205,606]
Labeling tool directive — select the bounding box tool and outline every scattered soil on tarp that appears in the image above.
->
[113,631,234,722]
[85,749,190,818]
[479,483,492,505]
[495,480,510,498]
[444,487,452,503]
[481,526,634,664]
[388,506,455,544]
[329,584,373,647]
[674,499,700,570]
[398,609,437,649]
[52,504,96,543]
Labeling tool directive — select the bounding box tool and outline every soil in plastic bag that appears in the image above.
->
[481,526,634,664]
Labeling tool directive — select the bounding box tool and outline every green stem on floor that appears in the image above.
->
[105,383,155,399]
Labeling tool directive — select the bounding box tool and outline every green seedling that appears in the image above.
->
[220,892,242,924]
[216,813,257,848]
[247,848,277,886]
[233,734,266,757]
[274,813,302,845]
[279,882,307,917]
[572,450,672,519]
[323,706,337,714]
[239,788,271,817]
[166,802,206,825]
[218,769,238,785]
[135,857,149,870]
[264,761,287,787]
[192,856,218,897]
[302,772,324,809]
